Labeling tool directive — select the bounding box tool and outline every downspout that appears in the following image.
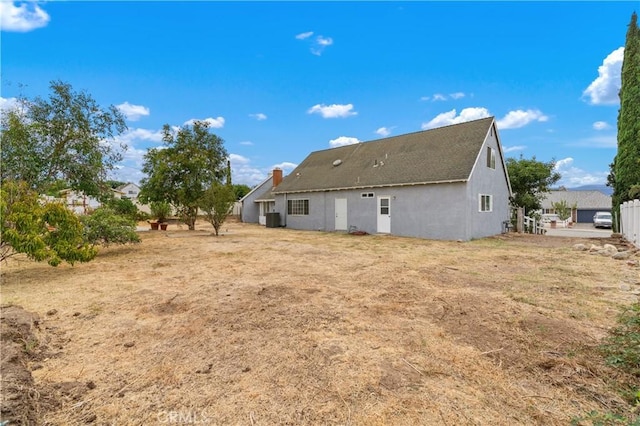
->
[283,193,287,227]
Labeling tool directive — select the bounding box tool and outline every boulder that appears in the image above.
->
[612,251,631,260]
[572,243,587,251]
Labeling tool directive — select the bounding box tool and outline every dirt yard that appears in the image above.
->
[1,220,639,425]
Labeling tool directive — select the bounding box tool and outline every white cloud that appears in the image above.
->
[239,141,254,146]
[421,107,491,129]
[329,136,361,148]
[582,47,623,105]
[420,92,466,102]
[249,113,267,121]
[184,117,225,128]
[0,96,19,112]
[308,103,357,118]
[116,102,150,121]
[272,162,298,171]
[503,145,526,153]
[554,157,608,187]
[316,36,333,46]
[295,31,313,40]
[113,128,164,147]
[228,155,298,186]
[422,107,548,130]
[298,32,333,56]
[496,109,548,129]
[593,121,610,130]
[375,127,392,137]
[0,1,50,32]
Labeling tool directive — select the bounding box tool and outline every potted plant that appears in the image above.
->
[150,201,171,230]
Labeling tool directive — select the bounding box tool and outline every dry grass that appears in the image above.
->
[1,220,639,425]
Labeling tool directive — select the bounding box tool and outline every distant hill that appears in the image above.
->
[564,184,613,196]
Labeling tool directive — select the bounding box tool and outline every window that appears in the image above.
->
[287,199,309,215]
[486,147,496,169]
[361,192,374,198]
[479,194,492,212]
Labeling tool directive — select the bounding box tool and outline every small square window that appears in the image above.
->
[479,194,492,212]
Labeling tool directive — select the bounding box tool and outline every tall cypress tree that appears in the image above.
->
[612,12,640,221]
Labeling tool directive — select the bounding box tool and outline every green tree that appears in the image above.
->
[232,184,252,200]
[199,182,236,236]
[139,121,228,230]
[610,12,640,220]
[506,155,561,214]
[0,80,127,197]
[551,200,572,221]
[1,181,97,266]
[80,207,140,247]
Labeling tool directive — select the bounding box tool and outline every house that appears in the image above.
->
[241,169,283,225]
[59,188,124,215]
[116,182,141,200]
[269,117,512,241]
[540,189,612,223]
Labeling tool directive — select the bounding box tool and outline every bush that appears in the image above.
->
[104,197,139,221]
[150,201,171,223]
[81,207,140,247]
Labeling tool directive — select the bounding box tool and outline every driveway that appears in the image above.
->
[543,222,614,238]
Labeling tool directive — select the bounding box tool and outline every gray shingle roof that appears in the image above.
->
[540,190,612,209]
[274,117,495,194]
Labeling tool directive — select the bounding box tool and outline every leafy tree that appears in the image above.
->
[150,201,172,223]
[1,180,97,266]
[233,184,252,200]
[610,12,640,221]
[106,180,127,190]
[199,182,236,236]
[103,197,139,221]
[0,80,127,197]
[551,200,572,221]
[80,207,140,247]
[506,155,561,214]
[139,121,228,230]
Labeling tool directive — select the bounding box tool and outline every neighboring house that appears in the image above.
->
[270,117,512,241]
[241,169,283,225]
[116,182,141,200]
[59,188,124,215]
[540,190,612,223]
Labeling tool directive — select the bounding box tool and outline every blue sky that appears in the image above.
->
[1,1,636,188]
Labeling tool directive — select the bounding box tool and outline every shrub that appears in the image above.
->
[81,207,140,247]
[150,201,171,223]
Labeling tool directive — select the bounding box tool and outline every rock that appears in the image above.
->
[612,251,631,260]
[626,259,639,267]
[603,244,618,252]
[123,341,135,348]
[46,309,58,316]
[589,244,603,252]
[572,244,587,251]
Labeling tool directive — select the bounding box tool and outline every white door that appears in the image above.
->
[377,196,391,233]
[335,198,348,230]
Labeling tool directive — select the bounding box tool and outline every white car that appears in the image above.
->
[593,212,612,228]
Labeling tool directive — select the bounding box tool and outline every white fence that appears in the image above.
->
[620,199,640,248]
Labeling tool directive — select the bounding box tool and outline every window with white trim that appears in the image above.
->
[486,146,496,169]
[479,194,492,212]
[287,199,309,215]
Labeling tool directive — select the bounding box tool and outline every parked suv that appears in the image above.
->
[593,212,612,228]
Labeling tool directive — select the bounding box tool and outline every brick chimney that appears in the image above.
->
[272,168,283,188]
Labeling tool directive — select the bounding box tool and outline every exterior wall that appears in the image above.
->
[275,183,471,240]
[241,177,273,223]
[465,131,512,239]
[119,183,141,200]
